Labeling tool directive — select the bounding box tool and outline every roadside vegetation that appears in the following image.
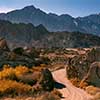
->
[0,65,62,100]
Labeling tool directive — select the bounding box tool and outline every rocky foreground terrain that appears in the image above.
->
[66,47,100,87]
[40,46,100,99]
[65,48,100,100]
[0,38,99,99]
[0,38,62,100]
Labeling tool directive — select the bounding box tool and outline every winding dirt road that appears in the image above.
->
[52,69,93,100]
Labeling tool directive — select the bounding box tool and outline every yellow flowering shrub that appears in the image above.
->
[14,65,29,77]
[0,80,32,96]
[32,66,44,72]
[0,65,56,97]
[0,66,15,80]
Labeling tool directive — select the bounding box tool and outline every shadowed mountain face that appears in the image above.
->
[0,20,100,48]
[0,5,100,35]
[0,20,49,48]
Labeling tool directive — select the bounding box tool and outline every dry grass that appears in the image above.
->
[2,89,62,100]
[86,86,100,100]
[36,89,61,100]
[86,86,100,95]
[93,93,100,100]
[70,78,88,89]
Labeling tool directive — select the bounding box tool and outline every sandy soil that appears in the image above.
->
[52,68,93,100]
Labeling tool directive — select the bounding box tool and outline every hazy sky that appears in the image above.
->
[0,0,100,17]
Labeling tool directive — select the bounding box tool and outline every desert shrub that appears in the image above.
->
[41,57,50,64]
[13,47,24,55]
[0,66,16,80]
[32,66,44,72]
[70,78,80,87]
[40,64,47,68]
[29,48,40,58]
[66,65,79,79]
[8,52,17,60]
[0,65,56,98]
[33,83,42,92]
[70,78,88,89]
[36,92,61,100]
[51,89,62,98]
[15,65,30,77]
[0,80,32,97]
[17,72,41,86]
[0,65,31,81]
[79,81,88,89]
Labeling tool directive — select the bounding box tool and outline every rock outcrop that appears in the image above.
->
[0,39,42,68]
[81,62,100,87]
[0,37,10,51]
[66,47,100,87]
[39,68,54,91]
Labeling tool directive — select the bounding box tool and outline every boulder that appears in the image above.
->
[39,68,54,91]
[0,37,10,51]
[81,62,100,87]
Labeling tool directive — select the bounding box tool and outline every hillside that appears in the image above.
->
[0,20,100,48]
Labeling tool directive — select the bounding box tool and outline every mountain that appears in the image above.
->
[0,5,100,35]
[0,20,100,48]
[0,20,49,48]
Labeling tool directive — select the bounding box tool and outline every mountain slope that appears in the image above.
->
[0,5,100,35]
[0,20,100,48]
[0,20,49,48]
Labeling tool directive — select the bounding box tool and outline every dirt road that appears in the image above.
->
[52,69,93,100]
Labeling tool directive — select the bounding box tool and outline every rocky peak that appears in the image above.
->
[22,5,37,11]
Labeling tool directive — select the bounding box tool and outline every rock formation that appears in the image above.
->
[39,68,54,91]
[0,37,10,51]
[0,39,42,68]
[81,62,100,87]
[66,47,100,87]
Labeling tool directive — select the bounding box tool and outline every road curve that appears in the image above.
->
[52,69,93,100]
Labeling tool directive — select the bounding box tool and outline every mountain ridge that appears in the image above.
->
[0,5,100,35]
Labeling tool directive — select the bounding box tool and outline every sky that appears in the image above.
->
[0,0,100,17]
